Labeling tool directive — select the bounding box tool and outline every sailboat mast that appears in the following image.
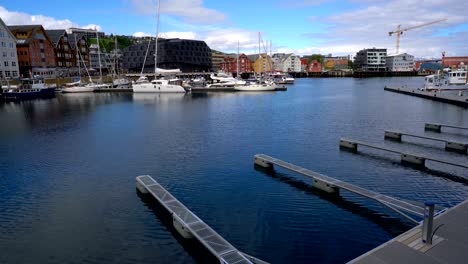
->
[74,34,81,76]
[258,32,261,80]
[237,41,239,78]
[96,28,102,82]
[154,0,161,76]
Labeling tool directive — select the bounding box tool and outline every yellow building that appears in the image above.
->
[250,53,273,73]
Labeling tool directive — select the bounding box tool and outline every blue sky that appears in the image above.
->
[1,0,467,58]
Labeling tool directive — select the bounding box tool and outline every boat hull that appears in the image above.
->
[61,87,95,93]
[235,85,276,91]
[2,87,55,100]
[133,83,186,93]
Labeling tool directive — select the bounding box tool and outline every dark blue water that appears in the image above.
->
[1,78,467,264]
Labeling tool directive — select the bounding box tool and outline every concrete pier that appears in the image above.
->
[340,138,468,170]
[384,130,468,154]
[349,200,468,264]
[384,86,468,107]
[136,175,267,264]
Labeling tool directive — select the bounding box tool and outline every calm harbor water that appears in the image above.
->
[1,77,467,264]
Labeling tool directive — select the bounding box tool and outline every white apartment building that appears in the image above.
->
[0,18,19,78]
[354,48,387,71]
[386,53,414,72]
[272,53,301,72]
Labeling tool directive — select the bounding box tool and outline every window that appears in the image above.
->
[11,52,15,57]
[12,71,18,77]
[1,42,5,47]
[5,71,10,77]
[4,61,8,66]
[12,61,16,66]
[9,42,14,48]
[2,51,6,57]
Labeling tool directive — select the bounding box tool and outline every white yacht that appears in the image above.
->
[133,0,186,93]
[422,68,468,90]
[234,80,276,91]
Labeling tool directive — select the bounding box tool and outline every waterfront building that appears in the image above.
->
[442,56,468,69]
[122,38,211,73]
[69,27,104,40]
[308,60,322,73]
[0,17,19,79]
[323,55,349,71]
[8,25,56,77]
[211,50,226,71]
[300,58,308,72]
[89,43,111,74]
[386,53,414,72]
[272,53,301,72]
[68,33,90,71]
[46,29,76,77]
[220,53,253,74]
[354,48,387,71]
[249,53,272,73]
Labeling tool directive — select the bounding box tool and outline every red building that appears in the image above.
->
[300,58,308,72]
[8,25,56,77]
[442,56,468,69]
[220,53,253,73]
[308,60,322,73]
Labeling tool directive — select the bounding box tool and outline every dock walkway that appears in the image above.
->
[136,175,267,264]
[349,200,468,264]
[384,130,468,153]
[384,86,468,107]
[254,154,445,223]
[340,138,468,170]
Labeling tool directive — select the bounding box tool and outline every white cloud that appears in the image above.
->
[0,6,102,31]
[302,0,468,57]
[133,31,152,37]
[128,0,227,24]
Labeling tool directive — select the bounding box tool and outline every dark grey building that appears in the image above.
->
[122,38,212,73]
[354,48,387,71]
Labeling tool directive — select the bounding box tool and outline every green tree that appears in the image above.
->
[308,54,324,64]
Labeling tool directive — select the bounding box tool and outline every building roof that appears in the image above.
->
[8,24,51,45]
[68,33,86,49]
[0,17,16,40]
[45,29,67,47]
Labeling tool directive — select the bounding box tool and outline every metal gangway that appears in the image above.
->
[136,175,268,264]
[254,154,446,224]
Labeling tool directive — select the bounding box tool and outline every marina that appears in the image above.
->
[1,77,467,264]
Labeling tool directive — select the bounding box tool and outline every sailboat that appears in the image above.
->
[63,28,111,93]
[133,0,186,93]
[235,33,276,91]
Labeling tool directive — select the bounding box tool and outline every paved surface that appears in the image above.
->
[349,200,468,264]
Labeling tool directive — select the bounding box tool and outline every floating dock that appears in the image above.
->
[384,130,468,154]
[339,138,468,170]
[384,86,468,107]
[349,200,468,264]
[136,175,267,264]
[190,86,287,92]
[254,154,445,223]
[425,122,468,133]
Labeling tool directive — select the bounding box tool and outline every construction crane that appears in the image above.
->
[389,18,447,54]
